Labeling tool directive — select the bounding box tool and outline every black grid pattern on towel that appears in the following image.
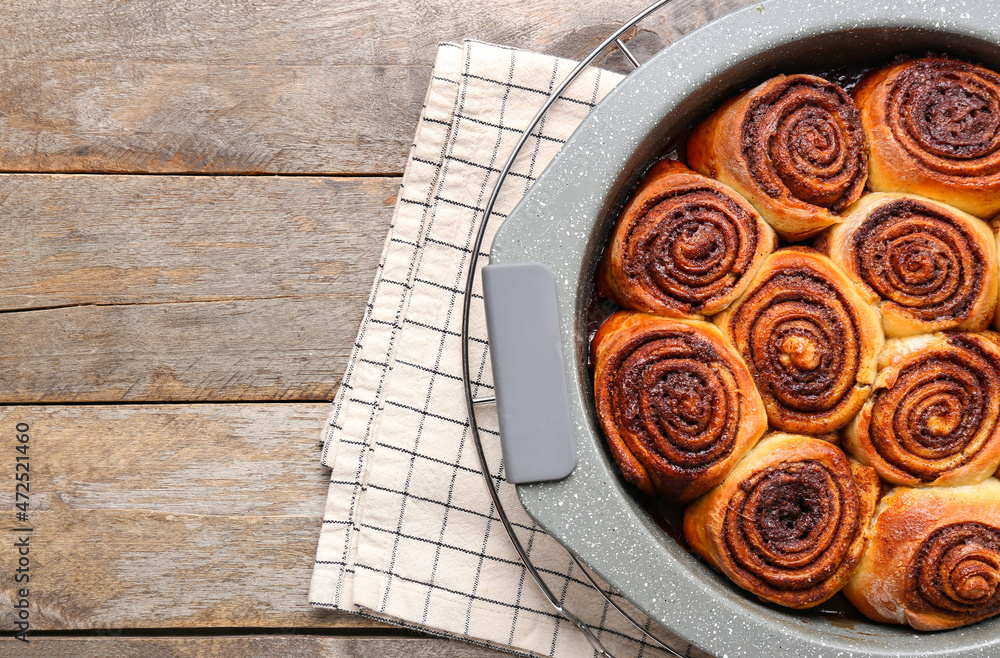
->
[310,40,702,658]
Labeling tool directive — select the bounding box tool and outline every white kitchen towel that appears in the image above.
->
[309,39,706,658]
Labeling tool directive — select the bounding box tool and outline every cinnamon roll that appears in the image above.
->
[714,247,884,434]
[684,433,880,609]
[592,311,767,502]
[844,480,1000,630]
[855,57,1000,218]
[845,332,1000,487]
[599,160,777,318]
[820,193,997,337]
[688,74,867,241]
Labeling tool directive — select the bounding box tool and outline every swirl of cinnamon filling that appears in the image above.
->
[846,332,1000,487]
[688,74,867,240]
[592,312,767,502]
[822,193,997,337]
[746,76,866,211]
[909,523,1000,619]
[890,60,1000,175]
[599,161,776,318]
[726,460,856,591]
[855,57,1000,217]
[684,434,879,609]
[714,248,883,435]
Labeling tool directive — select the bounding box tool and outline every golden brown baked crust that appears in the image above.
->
[994,218,1000,331]
[713,247,884,434]
[591,311,767,502]
[845,332,1000,487]
[844,480,1000,630]
[688,74,867,241]
[819,192,998,337]
[598,160,777,318]
[684,433,880,609]
[855,57,1000,218]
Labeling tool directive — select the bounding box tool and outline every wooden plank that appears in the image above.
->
[0,297,351,402]
[0,174,394,403]
[0,509,375,629]
[0,0,745,66]
[3,403,331,517]
[0,636,507,657]
[0,0,756,175]
[1,174,396,309]
[0,404,388,630]
[0,63,431,175]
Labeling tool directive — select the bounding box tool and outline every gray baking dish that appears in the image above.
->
[488,0,1000,656]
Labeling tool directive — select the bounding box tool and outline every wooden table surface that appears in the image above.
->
[0,0,751,654]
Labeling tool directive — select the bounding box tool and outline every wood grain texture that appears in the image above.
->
[1,403,331,517]
[2,174,396,309]
[0,174,395,403]
[0,63,431,175]
[0,509,367,629]
[0,636,506,657]
[0,297,352,402]
[0,0,755,175]
[0,0,749,66]
[0,404,388,630]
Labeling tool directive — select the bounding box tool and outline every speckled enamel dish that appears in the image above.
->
[489,0,1000,655]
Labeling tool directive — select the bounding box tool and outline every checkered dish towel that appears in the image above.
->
[310,40,702,658]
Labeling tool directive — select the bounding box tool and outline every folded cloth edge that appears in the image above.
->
[310,39,690,658]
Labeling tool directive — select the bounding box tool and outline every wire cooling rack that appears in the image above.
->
[459,1,685,656]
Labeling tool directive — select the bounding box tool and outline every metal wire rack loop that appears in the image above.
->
[459,1,683,656]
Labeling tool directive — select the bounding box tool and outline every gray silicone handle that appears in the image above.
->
[481,262,577,484]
